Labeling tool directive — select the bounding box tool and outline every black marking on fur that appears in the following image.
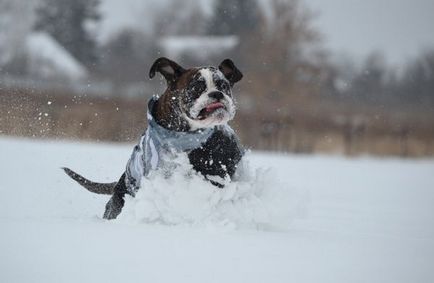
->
[188,129,243,184]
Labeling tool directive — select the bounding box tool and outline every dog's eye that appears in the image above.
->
[216,80,230,94]
[189,80,206,94]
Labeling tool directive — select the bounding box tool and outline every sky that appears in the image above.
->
[304,0,434,66]
[98,0,434,67]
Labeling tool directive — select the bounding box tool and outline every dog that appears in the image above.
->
[63,57,245,220]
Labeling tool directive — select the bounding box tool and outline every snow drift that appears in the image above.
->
[119,153,308,229]
[1,137,433,283]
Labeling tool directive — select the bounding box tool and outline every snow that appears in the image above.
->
[1,136,434,282]
[25,32,88,81]
[119,154,302,229]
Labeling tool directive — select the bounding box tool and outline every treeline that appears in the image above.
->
[1,0,433,113]
[1,0,433,156]
[320,52,434,111]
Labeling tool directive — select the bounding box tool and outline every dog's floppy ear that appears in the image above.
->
[149,57,186,84]
[219,59,243,85]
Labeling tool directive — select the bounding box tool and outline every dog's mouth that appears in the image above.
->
[197,102,226,120]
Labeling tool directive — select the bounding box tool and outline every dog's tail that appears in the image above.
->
[62,167,116,195]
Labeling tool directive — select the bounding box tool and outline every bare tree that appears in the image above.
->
[399,50,434,106]
[154,0,208,36]
[98,29,159,84]
[207,0,260,36]
[34,0,100,67]
[234,0,324,113]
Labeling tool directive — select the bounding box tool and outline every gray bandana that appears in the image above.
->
[125,97,216,194]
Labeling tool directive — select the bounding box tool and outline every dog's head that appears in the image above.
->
[149,57,243,131]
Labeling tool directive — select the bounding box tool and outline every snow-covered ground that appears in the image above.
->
[1,136,434,283]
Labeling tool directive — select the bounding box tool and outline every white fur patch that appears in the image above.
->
[199,68,216,92]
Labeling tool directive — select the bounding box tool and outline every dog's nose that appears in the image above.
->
[208,91,224,100]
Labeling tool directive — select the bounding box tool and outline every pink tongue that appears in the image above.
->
[206,102,224,112]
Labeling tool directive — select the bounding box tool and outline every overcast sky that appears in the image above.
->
[99,0,434,67]
[304,0,434,66]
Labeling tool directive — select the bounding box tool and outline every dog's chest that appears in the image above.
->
[188,129,243,181]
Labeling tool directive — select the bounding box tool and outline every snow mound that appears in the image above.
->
[26,32,88,81]
[118,153,309,230]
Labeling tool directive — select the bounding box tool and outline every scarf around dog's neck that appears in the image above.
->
[147,97,214,152]
[124,96,215,194]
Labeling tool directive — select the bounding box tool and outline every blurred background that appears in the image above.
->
[1,0,433,156]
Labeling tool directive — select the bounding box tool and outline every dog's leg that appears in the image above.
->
[103,173,129,220]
